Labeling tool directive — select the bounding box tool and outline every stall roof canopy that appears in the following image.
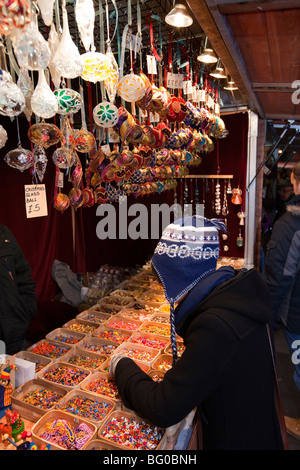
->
[188,0,300,122]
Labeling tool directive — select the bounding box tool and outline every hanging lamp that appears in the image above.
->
[224,76,238,90]
[165,0,193,28]
[210,60,227,79]
[197,37,217,64]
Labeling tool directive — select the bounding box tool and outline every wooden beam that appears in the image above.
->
[216,0,300,15]
[187,0,265,118]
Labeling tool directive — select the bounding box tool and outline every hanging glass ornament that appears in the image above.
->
[48,23,61,89]
[0,69,25,117]
[33,145,48,182]
[117,72,146,103]
[52,3,83,79]
[231,187,242,205]
[0,0,31,36]
[60,117,75,148]
[11,16,51,70]
[52,146,77,169]
[93,101,119,128]
[4,144,34,172]
[54,192,70,212]
[214,179,221,215]
[80,49,110,83]
[71,161,83,190]
[0,125,8,149]
[75,0,95,53]
[104,47,119,103]
[69,188,83,209]
[37,0,55,26]
[28,121,62,148]
[17,67,33,97]
[54,87,82,115]
[31,69,58,119]
[73,127,95,153]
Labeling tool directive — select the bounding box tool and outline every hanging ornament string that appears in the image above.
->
[135,0,142,61]
[147,14,161,63]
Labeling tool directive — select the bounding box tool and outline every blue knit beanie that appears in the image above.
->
[151,215,226,365]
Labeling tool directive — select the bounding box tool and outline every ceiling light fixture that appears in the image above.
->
[224,80,238,91]
[197,48,218,64]
[165,0,193,28]
[209,60,227,79]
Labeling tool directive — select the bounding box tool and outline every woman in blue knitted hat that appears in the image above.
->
[110,216,284,450]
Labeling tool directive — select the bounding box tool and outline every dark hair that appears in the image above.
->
[291,162,300,183]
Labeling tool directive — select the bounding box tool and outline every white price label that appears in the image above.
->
[147,55,157,75]
[24,184,48,219]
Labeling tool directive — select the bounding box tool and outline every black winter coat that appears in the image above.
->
[0,226,37,354]
[115,268,283,450]
[265,194,300,333]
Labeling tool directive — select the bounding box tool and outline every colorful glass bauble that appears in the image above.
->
[82,187,95,207]
[60,117,75,148]
[33,145,48,182]
[75,0,95,53]
[73,127,95,153]
[136,72,153,110]
[54,192,70,212]
[0,70,25,117]
[69,188,83,209]
[94,185,108,204]
[0,124,7,149]
[117,73,146,103]
[52,146,77,169]
[71,161,83,190]
[93,101,119,128]
[31,69,58,119]
[12,17,51,70]
[28,121,62,148]
[54,88,82,115]
[52,5,83,79]
[80,51,110,83]
[4,145,34,172]
[37,0,55,27]
[0,0,31,37]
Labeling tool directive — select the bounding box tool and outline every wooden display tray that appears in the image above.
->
[62,319,100,335]
[76,310,111,325]
[112,342,160,366]
[104,315,143,332]
[31,410,97,450]
[27,339,73,360]
[76,336,119,357]
[98,410,165,450]
[151,354,173,374]
[46,327,86,346]
[61,349,108,372]
[149,312,170,324]
[82,438,129,450]
[37,361,91,390]
[80,371,122,407]
[14,351,52,375]
[92,325,132,344]
[11,378,68,422]
[129,331,168,351]
[139,321,171,338]
[56,389,115,428]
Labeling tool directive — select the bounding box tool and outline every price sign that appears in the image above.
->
[24,184,48,219]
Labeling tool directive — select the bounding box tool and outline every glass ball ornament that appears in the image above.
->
[4,145,34,172]
[12,17,51,70]
[93,101,119,128]
[117,73,146,103]
[54,88,82,115]
[73,128,95,153]
[31,69,58,119]
[52,146,77,169]
[0,124,8,149]
[80,51,110,83]
[28,121,62,148]
[0,70,25,117]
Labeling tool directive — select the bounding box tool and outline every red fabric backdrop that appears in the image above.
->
[0,111,248,302]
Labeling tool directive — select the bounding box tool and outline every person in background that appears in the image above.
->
[109,215,284,450]
[264,162,300,439]
[0,226,37,355]
[274,175,295,223]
